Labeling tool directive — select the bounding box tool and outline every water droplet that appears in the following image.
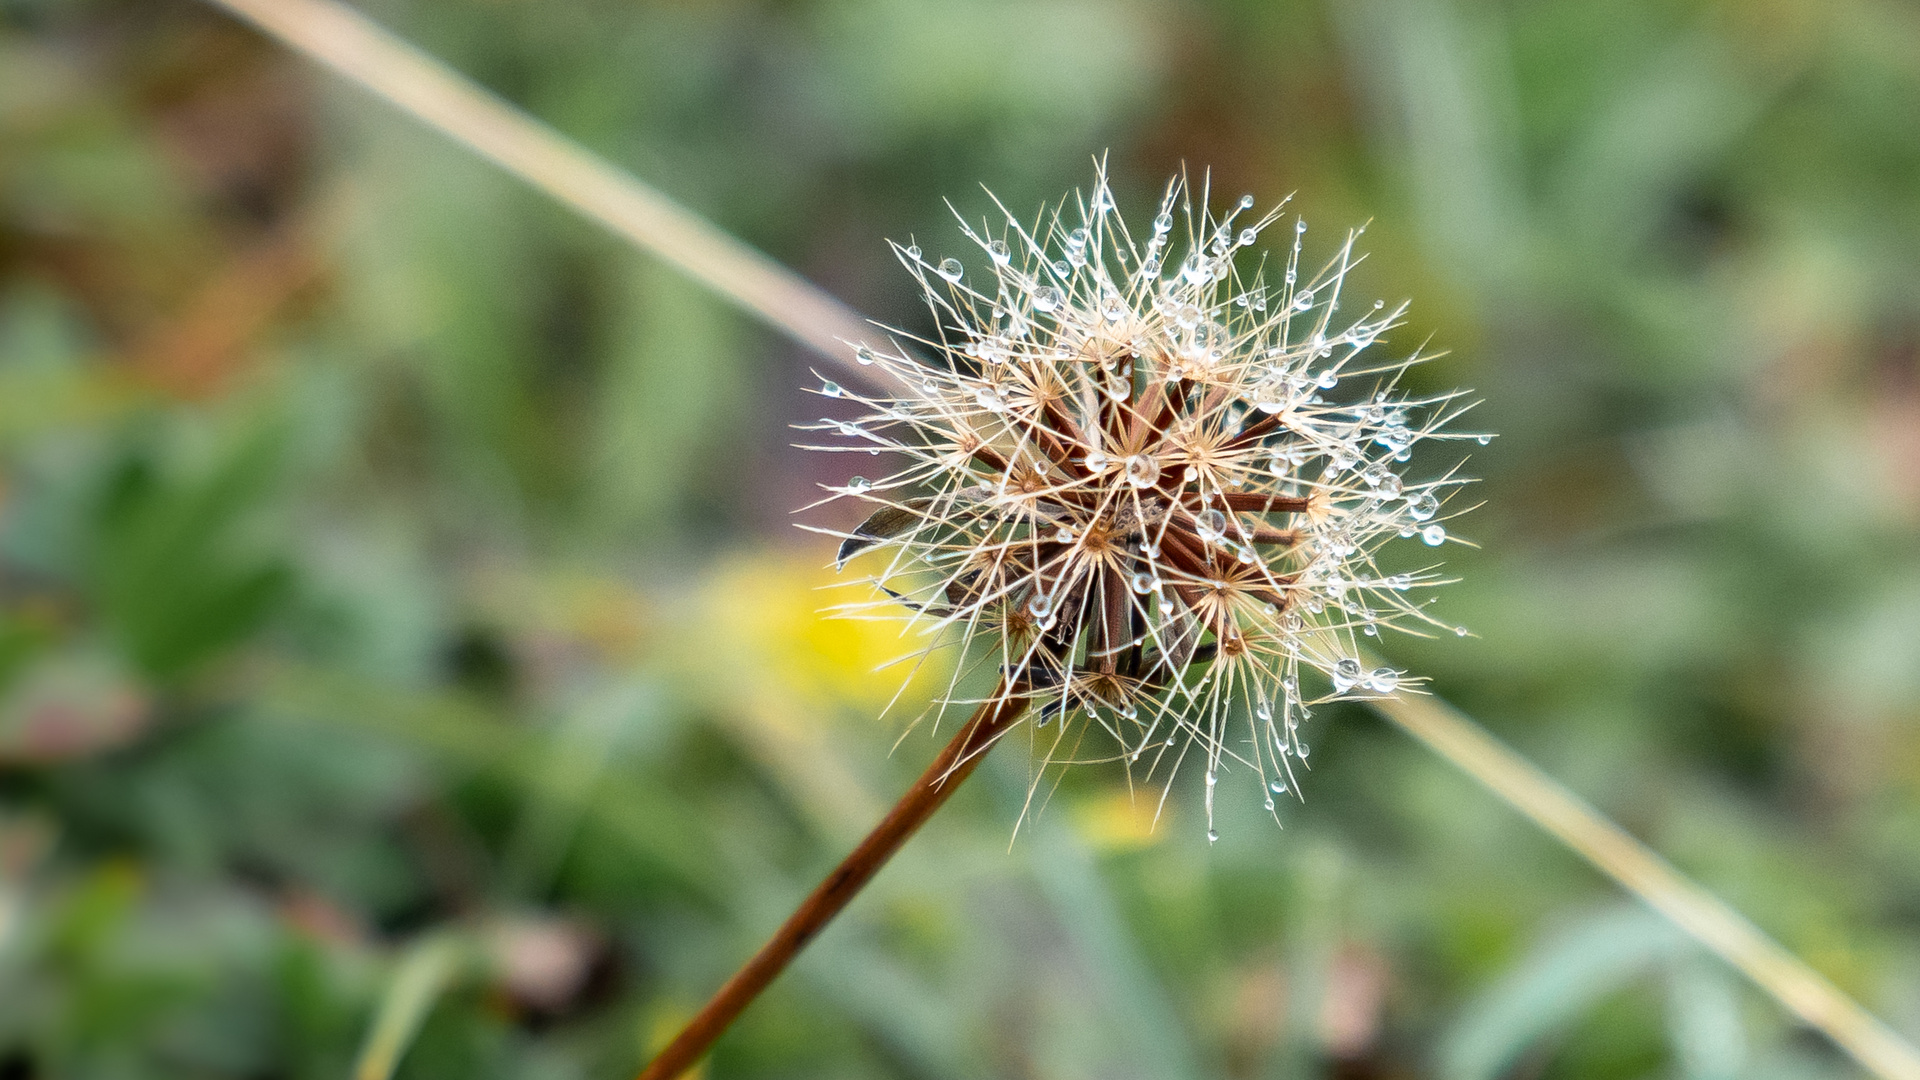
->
[1364,667,1400,693]
[1205,771,1217,787]
[1422,525,1446,546]
[1153,211,1174,234]
[1238,228,1258,246]
[1269,779,1287,794]
[1183,465,1200,482]
[905,244,922,261]
[1332,657,1362,692]
[1196,508,1228,539]
[937,258,964,281]
[854,346,876,366]
[987,239,1011,265]
[1085,451,1109,473]
[1477,434,1492,445]
[1055,527,1075,544]
[1265,795,1276,811]
[838,421,862,437]
[821,380,842,398]
[1296,742,1311,759]
[1130,571,1156,594]
[1454,625,1470,637]
[1387,574,1412,590]
[1102,295,1127,322]
[1406,492,1439,521]
[1295,219,1307,234]
[1028,592,1053,617]
[1207,829,1219,844]
[1123,455,1161,489]
[975,387,1005,412]
[1293,289,1315,311]
[1032,286,1062,312]
[847,476,871,493]
[1255,699,1273,721]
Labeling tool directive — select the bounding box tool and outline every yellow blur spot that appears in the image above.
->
[1071,789,1168,852]
[702,549,946,716]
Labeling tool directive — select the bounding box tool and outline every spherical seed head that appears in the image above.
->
[806,166,1482,836]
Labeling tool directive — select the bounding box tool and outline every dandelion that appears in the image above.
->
[641,167,1478,1080]
[809,165,1479,834]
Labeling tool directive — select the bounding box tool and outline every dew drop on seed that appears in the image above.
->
[1269,779,1287,794]
[1455,625,1470,637]
[1153,211,1173,234]
[1239,228,1258,247]
[1477,434,1492,445]
[1406,492,1439,521]
[1055,527,1074,544]
[1297,743,1310,759]
[905,245,922,261]
[1365,667,1400,693]
[1197,508,1228,539]
[1332,657,1362,692]
[1255,699,1273,721]
[838,421,862,437]
[1205,771,1217,787]
[1422,525,1446,545]
[987,240,1011,265]
[1124,454,1161,488]
[1131,571,1156,594]
[821,380,842,398]
[1032,286,1062,312]
[1207,829,1219,844]
[854,346,876,366]
[847,476,871,493]
[1296,220,1307,234]
[1238,194,1255,210]
[938,258,964,281]
[1183,465,1200,482]
[1265,796,1276,811]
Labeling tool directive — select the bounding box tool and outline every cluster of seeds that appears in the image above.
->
[805,169,1479,838]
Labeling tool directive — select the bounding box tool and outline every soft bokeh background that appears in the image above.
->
[4,0,1920,1077]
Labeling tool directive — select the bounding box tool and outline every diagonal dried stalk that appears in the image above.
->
[638,687,1028,1080]
[201,2,1920,1078]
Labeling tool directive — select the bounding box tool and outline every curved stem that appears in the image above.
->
[636,687,1029,1080]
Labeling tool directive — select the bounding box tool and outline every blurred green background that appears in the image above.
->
[3,0,1920,1077]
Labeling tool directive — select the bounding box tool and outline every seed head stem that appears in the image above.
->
[635,687,1029,1080]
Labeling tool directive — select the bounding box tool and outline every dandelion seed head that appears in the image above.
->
[807,165,1482,838]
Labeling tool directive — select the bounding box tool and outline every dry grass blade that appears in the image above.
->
[201,1,1920,1077]
[203,0,893,390]
[1375,690,1920,1080]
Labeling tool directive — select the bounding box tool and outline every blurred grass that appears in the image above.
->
[3,0,1920,1077]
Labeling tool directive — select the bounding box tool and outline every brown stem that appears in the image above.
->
[635,686,1030,1080]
